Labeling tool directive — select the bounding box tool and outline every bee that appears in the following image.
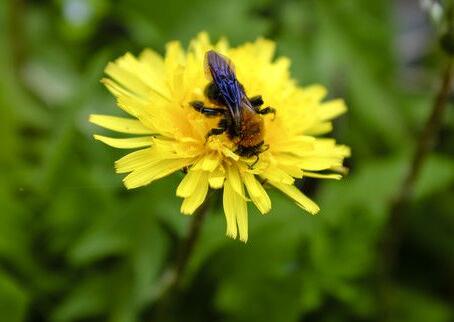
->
[190,50,275,166]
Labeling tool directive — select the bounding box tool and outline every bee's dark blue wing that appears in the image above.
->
[205,50,251,130]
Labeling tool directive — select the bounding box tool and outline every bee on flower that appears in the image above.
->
[90,32,350,242]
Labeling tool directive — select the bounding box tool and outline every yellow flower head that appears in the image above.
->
[90,32,350,242]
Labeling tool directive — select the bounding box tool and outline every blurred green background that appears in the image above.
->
[1,0,454,321]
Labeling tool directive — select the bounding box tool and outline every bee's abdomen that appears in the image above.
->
[239,113,264,148]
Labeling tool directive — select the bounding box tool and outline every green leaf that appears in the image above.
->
[390,287,453,322]
[0,271,28,322]
[414,155,454,199]
[52,274,109,322]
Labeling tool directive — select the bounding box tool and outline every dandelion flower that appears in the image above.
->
[90,32,350,242]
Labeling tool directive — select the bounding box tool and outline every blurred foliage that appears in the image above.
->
[1,0,454,321]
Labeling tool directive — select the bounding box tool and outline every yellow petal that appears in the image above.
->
[260,166,294,185]
[123,158,193,189]
[102,79,148,119]
[254,38,276,63]
[337,145,351,157]
[105,61,149,98]
[330,165,349,175]
[180,172,209,214]
[271,136,315,153]
[223,180,237,239]
[243,172,271,214]
[225,164,245,197]
[89,114,152,134]
[270,182,320,214]
[115,148,154,174]
[305,122,333,135]
[221,146,240,160]
[117,52,170,99]
[295,141,350,170]
[102,78,136,100]
[93,135,153,149]
[165,41,185,78]
[176,170,203,198]
[303,84,327,102]
[189,31,212,60]
[318,99,347,121]
[303,171,342,180]
[298,157,343,171]
[223,177,248,242]
[140,48,165,71]
[281,166,304,178]
[192,153,221,171]
[209,166,225,189]
[114,140,187,174]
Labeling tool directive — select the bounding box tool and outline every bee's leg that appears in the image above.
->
[248,154,260,169]
[190,100,226,117]
[249,95,264,109]
[206,118,228,139]
[257,106,275,115]
[258,106,276,120]
[260,144,270,153]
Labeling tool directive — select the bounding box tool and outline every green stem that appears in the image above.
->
[174,203,210,285]
[9,0,25,72]
[150,201,210,321]
[379,57,453,321]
